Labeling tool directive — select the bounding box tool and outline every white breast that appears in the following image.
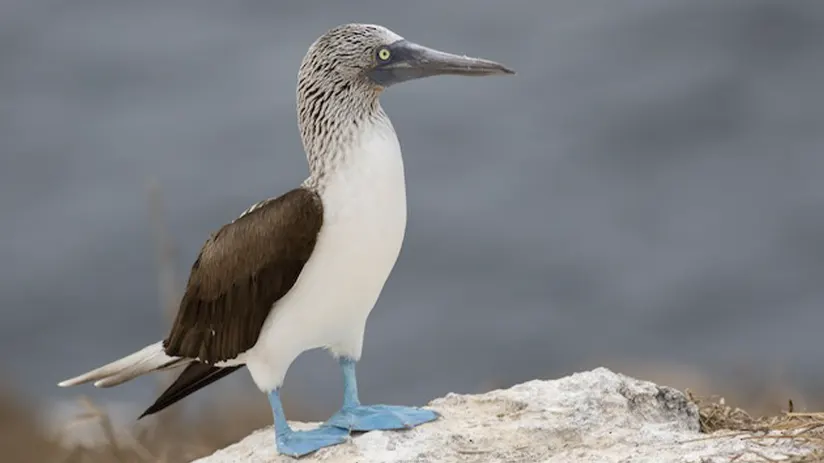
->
[243,119,408,392]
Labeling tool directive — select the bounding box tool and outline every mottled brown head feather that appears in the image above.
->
[162,187,323,364]
[297,24,401,183]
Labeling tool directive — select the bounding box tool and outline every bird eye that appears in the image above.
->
[377,47,392,62]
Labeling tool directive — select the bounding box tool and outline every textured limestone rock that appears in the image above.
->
[194,368,813,463]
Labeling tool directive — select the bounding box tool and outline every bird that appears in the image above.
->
[58,23,514,458]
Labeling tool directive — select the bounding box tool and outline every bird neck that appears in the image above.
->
[297,80,393,186]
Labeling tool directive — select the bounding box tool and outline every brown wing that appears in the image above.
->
[138,363,242,419]
[162,187,323,365]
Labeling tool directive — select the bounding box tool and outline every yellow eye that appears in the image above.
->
[377,48,391,62]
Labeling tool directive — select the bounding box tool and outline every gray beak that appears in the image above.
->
[369,40,515,87]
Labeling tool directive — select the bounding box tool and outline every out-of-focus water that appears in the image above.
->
[3,0,824,416]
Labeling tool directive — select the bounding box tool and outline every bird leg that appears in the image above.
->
[323,357,439,432]
[268,389,348,457]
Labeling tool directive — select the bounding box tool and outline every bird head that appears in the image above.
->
[299,24,514,92]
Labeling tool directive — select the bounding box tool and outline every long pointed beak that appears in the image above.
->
[369,40,515,86]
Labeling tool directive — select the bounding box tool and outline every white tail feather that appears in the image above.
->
[57,341,183,388]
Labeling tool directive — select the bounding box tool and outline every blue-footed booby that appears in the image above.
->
[58,23,513,457]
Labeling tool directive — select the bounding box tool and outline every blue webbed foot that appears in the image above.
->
[268,388,349,457]
[275,426,349,458]
[324,404,439,432]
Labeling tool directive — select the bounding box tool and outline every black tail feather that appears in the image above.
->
[138,362,242,419]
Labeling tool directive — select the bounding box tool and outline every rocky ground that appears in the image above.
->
[194,368,820,463]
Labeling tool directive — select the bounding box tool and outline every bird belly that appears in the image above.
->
[245,130,407,392]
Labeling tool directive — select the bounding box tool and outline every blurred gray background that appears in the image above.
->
[2,0,824,421]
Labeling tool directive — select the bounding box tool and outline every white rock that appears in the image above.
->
[193,368,813,463]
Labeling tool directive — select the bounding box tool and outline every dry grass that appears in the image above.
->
[688,390,824,462]
[0,386,285,463]
[0,385,276,463]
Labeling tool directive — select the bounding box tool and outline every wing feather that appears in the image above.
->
[162,187,323,364]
